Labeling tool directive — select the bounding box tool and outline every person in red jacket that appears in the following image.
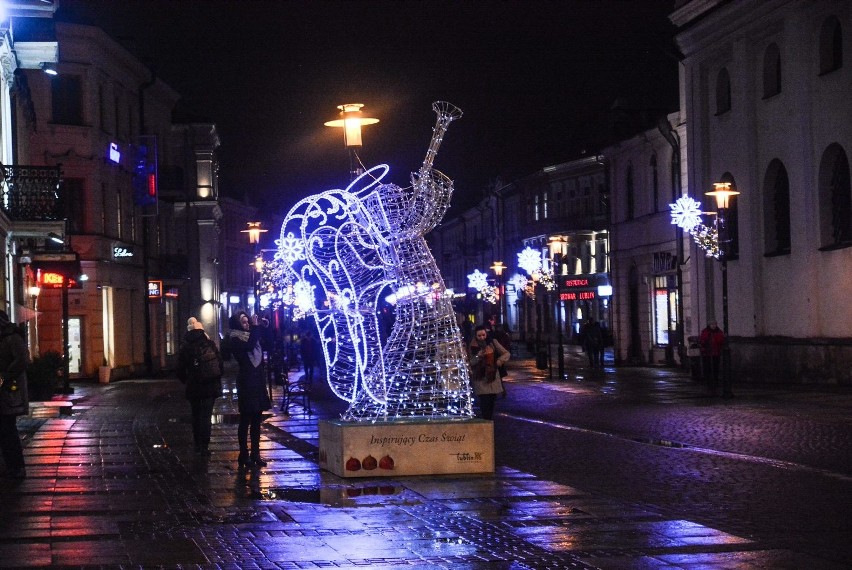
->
[699,320,726,396]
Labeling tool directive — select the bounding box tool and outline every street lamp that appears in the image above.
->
[705,182,739,397]
[324,103,379,181]
[241,221,267,314]
[490,261,506,326]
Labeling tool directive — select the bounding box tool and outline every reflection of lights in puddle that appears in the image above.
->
[265,485,404,505]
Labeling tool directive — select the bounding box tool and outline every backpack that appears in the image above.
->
[193,340,222,379]
[219,334,232,361]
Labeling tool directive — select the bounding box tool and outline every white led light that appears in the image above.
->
[276,102,472,422]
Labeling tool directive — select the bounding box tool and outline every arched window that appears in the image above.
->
[650,153,659,213]
[819,16,843,75]
[626,163,635,220]
[819,143,852,249]
[718,173,739,259]
[762,160,791,256]
[762,43,781,98]
[716,67,731,115]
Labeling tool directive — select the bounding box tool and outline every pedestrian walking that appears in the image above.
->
[0,310,29,479]
[699,319,728,397]
[177,317,222,456]
[581,318,603,368]
[468,325,510,420]
[300,328,317,384]
[229,311,271,468]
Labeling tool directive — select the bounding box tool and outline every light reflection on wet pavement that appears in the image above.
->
[1,364,848,569]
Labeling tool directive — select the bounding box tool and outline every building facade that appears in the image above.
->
[605,112,691,366]
[672,0,852,383]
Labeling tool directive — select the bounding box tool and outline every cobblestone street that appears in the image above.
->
[1,353,850,569]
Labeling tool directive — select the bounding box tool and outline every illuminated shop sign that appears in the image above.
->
[38,271,79,289]
[148,280,163,298]
[113,246,135,259]
[164,287,179,298]
[108,142,121,164]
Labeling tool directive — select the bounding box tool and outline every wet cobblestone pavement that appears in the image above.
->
[2,351,850,569]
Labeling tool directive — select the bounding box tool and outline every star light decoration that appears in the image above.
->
[669,195,721,258]
[276,101,471,423]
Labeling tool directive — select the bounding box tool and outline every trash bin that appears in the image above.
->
[687,336,702,380]
[535,345,548,370]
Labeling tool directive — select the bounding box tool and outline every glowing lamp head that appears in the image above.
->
[324,103,379,148]
[241,221,267,244]
[705,182,740,210]
[490,261,506,276]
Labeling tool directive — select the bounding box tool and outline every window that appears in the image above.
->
[762,43,782,98]
[715,67,731,115]
[818,143,852,249]
[51,75,83,125]
[62,178,85,233]
[626,163,635,220]
[650,154,659,213]
[762,160,791,255]
[819,16,843,75]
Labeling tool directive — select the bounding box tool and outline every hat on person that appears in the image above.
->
[187,317,204,331]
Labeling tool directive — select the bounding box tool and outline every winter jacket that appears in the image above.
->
[699,326,726,357]
[0,323,30,416]
[468,339,510,396]
[177,329,223,400]
[229,325,270,414]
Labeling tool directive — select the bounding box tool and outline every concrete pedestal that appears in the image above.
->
[319,418,494,478]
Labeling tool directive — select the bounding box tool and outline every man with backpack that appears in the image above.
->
[178,317,223,456]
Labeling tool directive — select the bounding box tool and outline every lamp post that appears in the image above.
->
[705,182,739,397]
[324,103,379,181]
[241,221,267,315]
[490,261,506,326]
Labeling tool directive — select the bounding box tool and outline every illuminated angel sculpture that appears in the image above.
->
[278,102,472,422]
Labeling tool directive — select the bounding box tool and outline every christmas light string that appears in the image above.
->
[276,102,472,423]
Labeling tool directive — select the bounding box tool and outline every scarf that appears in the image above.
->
[229,329,263,368]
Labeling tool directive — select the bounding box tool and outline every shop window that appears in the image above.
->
[762,43,782,98]
[652,274,678,346]
[762,159,791,256]
[715,67,731,115]
[51,74,83,126]
[165,298,176,355]
[819,16,843,75]
[818,143,852,249]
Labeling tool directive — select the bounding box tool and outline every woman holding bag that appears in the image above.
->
[468,325,510,420]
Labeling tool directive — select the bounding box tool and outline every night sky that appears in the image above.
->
[54,0,679,218]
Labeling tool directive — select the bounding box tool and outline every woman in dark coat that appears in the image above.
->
[177,317,222,456]
[228,311,270,467]
[0,310,29,479]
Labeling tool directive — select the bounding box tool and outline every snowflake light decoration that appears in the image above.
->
[517,246,542,275]
[669,196,703,231]
[479,285,499,304]
[276,231,306,264]
[467,269,489,291]
[669,195,722,259]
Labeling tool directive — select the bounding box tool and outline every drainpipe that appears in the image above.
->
[139,70,156,375]
[657,116,685,367]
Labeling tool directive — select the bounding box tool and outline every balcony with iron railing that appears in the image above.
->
[1,165,63,221]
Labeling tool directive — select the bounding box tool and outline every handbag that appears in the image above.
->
[1,380,25,412]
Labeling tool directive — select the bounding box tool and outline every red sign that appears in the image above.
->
[38,271,78,289]
[560,291,596,301]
